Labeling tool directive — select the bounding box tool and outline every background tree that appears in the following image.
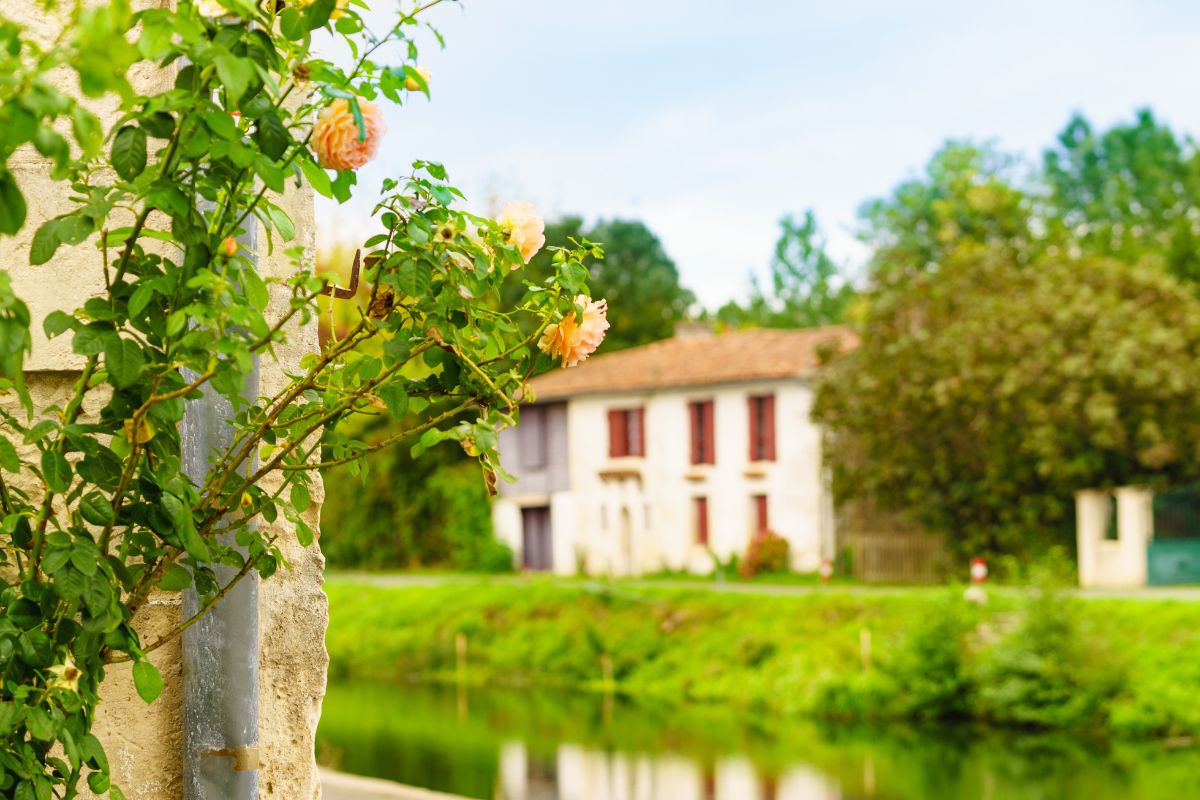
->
[716,211,855,328]
[813,249,1200,559]
[858,142,1037,286]
[1042,108,1200,283]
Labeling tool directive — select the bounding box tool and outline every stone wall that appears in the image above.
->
[5,2,326,797]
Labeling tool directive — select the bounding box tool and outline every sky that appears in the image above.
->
[317,0,1200,308]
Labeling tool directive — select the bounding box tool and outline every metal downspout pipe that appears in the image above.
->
[179,219,261,798]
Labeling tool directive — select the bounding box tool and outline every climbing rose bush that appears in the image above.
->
[539,295,610,367]
[0,0,606,797]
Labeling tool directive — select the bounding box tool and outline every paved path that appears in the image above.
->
[326,570,1200,600]
[321,769,469,800]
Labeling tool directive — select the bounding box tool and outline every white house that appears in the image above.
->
[493,326,856,575]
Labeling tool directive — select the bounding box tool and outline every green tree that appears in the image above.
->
[716,211,855,328]
[1042,108,1200,283]
[508,216,694,352]
[813,248,1200,559]
[858,142,1037,286]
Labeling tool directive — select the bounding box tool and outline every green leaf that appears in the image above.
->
[41,451,71,494]
[254,111,289,160]
[26,707,53,741]
[128,284,155,318]
[265,205,295,242]
[0,170,26,235]
[43,310,75,338]
[204,110,240,141]
[54,566,87,599]
[161,493,210,560]
[280,7,306,40]
[377,384,408,418]
[87,771,110,794]
[158,564,192,591]
[396,259,432,297]
[295,517,313,547]
[298,158,332,198]
[104,338,145,389]
[290,483,310,514]
[29,215,93,266]
[71,107,103,157]
[215,52,254,106]
[140,111,175,139]
[0,436,19,473]
[305,0,337,29]
[110,785,128,800]
[111,126,147,181]
[132,660,163,704]
[79,492,114,526]
[241,266,269,311]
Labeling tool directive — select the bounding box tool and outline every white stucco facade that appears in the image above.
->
[494,377,833,576]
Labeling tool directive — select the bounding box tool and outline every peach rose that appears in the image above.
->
[312,99,386,172]
[497,201,545,265]
[538,295,609,368]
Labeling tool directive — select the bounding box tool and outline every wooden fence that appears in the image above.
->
[841,531,945,583]
[835,497,946,583]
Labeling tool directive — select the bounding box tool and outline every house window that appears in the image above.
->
[688,400,715,465]
[748,393,776,462]
[607,407,645,457]
[693,496,709,546]
[752,494,769,534]
[518,405,549,469]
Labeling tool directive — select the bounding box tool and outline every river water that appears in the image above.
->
[317,681,1200,800]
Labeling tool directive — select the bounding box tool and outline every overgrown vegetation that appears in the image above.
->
[326,579,1200,738]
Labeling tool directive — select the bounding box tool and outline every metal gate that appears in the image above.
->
[1149,485,1200,585]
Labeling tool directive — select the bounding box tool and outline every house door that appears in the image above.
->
[521,506,553,571]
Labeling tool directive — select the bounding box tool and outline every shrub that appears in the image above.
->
[974,580,1121,728]
[884,592,976,718]
[739,530,790,577]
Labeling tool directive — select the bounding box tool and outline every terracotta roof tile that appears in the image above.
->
[527,325,857,400]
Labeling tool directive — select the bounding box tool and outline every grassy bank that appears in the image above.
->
[324,578,1200,738]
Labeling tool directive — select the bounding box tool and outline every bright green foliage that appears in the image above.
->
[321,429,512,572]
[0,1,593,797]
[975,583,1119,728]
[324,579,1200,737]
[812,250,1200,558]
[716,211,855,329]
[1042,109,1200,284]
[858,141,1036,286]
[510,216,694,352]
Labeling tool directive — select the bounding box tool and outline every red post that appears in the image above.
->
[971,557,988,584]
[819,558,834,582]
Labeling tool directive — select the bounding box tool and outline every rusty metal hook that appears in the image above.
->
[320,248,362,299]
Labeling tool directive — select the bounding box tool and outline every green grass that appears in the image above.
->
[324,577,1200,737]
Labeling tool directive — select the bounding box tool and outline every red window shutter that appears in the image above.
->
[695,497,709,545]
[703,401,715,464]
[631,407,645,456]
[764,394,776,461]
[688,403,700,464]
[754,494,769,533]
[608,409,627,457]
[748,396,760,461]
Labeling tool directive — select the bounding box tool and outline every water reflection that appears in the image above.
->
[317,681,1200,800]
[496,742,838,800]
